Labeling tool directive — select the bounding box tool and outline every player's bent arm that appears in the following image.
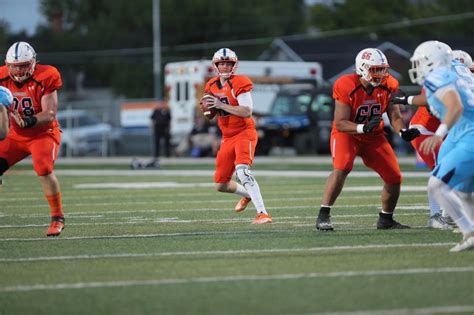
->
[386,103,406,132]
[36,91,58,126]
[438,89,464,131]
[333,100,359,134]
[213,92,253,118]
[410,94,427,106]
[0,106,8,140]
[222,104,252,117]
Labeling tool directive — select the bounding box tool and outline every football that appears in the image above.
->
[199,93,218,119]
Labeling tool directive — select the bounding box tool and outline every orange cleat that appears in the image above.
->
[46,216,65,237]
[235,197,252,212]
[252,212,272,225]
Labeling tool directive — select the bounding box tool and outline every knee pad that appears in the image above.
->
[428,176,444,195]
[236,164,255,187]
[0,158,9,176]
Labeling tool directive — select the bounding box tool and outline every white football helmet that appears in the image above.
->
[5,41,37,82]
[409,40,452,86]
[212,48,238,79]
[452,50,472,69]
[355,48,389,86]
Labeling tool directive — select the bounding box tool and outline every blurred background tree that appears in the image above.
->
[0,0,473,98]
[31,0,306,98]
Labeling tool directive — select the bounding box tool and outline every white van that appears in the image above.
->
[164,60,323,146]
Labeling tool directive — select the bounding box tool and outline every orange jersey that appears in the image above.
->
[332,73,399,138]
[409,106,440,133]
[204,75,255,138]
[0,64,62,139]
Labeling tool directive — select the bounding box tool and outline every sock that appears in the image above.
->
[319,205,331,217]
[379,212,393,219]
[236,165,267,214]
[46,192,64,218]
[428,190,441,217]
[234,183,250,198]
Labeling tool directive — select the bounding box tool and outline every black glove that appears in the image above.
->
[400,128,420,141]
[389,91,409,106]
[363,116,381,133]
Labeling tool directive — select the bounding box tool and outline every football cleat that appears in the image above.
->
[377,213,410,229]
[450,232,474,252]
[315,215,334,231]
[442,215,456,226]
[252,212,272,225]
[235,197,251,212]
[427,213,453,230]
[46,216,65,237]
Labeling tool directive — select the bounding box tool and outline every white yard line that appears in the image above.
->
[0,266,471,293]
[0,242,456,263]
[0,213,425,229]
[0,194,432,210]
[10,169,431,178]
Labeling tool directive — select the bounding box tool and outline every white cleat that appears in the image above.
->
[450,233,474,252]
[427,214,453,230]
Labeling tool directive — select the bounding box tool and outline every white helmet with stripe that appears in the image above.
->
[212,48,238,79]
[5,41,37,82]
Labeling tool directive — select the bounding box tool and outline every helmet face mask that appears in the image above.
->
[212,48,238,79]
[5,42,37,83]
[355,48,389,87]
[409,41,452,86]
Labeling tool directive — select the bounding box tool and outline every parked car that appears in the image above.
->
[256,84,333,155]
[56,109,121,156]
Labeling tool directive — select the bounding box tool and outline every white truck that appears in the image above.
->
[164,60,323,146]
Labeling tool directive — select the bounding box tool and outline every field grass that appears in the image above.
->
[0,159,473,315]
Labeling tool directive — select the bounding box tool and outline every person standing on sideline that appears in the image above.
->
[0,86,13,140]
[315,48,420,231]
[200,48,271,224]
[409,40,474,252]
[148,104,171,167]
[0,42,65,236]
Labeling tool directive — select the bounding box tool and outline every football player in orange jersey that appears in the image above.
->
[315,48,420,231]
[200,48,271,224]
[0,42,65,236]
[0,86,13,140]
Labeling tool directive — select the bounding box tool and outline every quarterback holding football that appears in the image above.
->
[200,48,272,224]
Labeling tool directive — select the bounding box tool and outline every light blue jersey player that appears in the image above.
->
[409,40,474,252]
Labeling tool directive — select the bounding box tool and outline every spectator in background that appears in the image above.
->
[0,86,13,140]
[0,42,65,236]
[148,104,171,167]
[189,114,220,157]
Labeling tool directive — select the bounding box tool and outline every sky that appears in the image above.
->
[0,0,44,35]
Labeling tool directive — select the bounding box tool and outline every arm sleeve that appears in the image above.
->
[237,92,253,110]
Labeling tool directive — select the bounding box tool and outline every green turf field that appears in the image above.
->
[1,159,473,314]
